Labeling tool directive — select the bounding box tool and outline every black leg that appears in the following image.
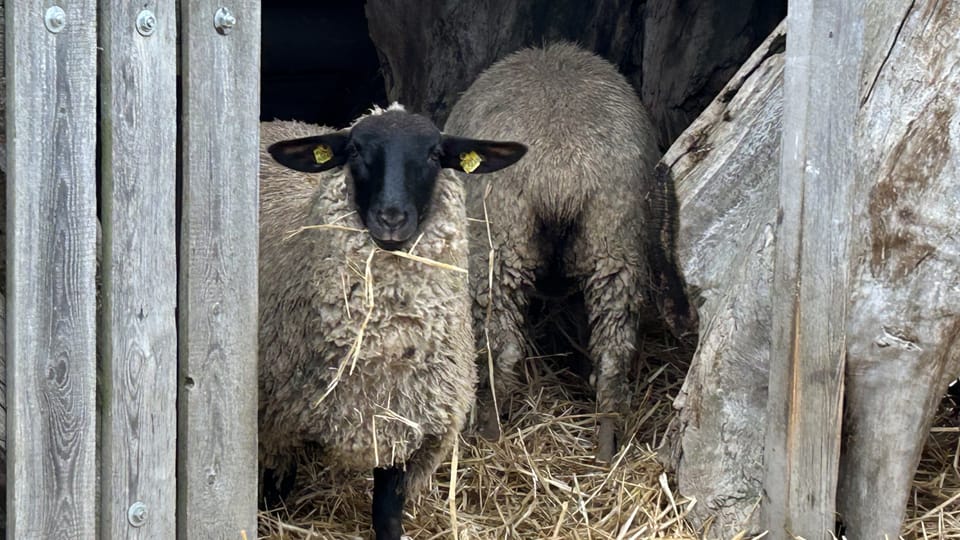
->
[949,378,960,421]
[260,463,297,510]
[372,466,406,540]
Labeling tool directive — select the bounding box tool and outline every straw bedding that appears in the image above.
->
[259,293,960,540]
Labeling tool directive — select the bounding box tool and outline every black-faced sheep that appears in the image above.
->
[444,42,668,463]
[258,104,525,540]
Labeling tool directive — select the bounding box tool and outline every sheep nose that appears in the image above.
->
[377,207,408,229]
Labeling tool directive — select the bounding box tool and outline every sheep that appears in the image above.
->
[258,104,526,540]
[444,42,671,463]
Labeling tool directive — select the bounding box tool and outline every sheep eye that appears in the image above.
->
[429,147,442,163]
[348,143,361,158]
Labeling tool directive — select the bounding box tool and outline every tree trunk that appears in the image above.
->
[365,0,785,148]
[663,1,960,537]
[838,1,960,537]
[659,22,785,538]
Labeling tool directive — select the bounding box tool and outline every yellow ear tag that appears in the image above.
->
[460,151,482,173]
[313,144,333,164]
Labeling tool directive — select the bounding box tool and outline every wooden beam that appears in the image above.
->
[6,0,98,537]
[99,0,179,537]
[762,1,864,538]
[177,1,260,537]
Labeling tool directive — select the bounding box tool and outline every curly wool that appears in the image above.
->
[258,117,475,494]
[444,43,660,442]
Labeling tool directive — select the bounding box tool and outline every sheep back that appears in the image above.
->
[258,120,475,489]
[445,42,659,234]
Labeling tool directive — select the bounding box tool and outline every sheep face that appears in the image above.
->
[268,108,527,250]
[347,111,444,250]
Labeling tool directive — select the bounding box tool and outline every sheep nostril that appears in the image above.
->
[377,208,408,229]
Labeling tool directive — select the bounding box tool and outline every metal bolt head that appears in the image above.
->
[136,10,157,37]
[127,501,148,528]
[214,7,237,35]
[44,6,66,33]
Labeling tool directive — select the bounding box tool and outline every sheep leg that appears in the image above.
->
[473,247,535,441]
[582,262,642,463]
[401,434,446,496]
[372,466,406,540]
[259,462,297,510]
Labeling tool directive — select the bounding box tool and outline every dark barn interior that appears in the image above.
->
[260,0,787,145]
[260,0,386,128]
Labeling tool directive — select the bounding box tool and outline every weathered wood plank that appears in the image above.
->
[0,0,6,174]
[6,1,99,538]
[99,0,178,537]
[660,21,785,538]
[838,1,960,537]
[178,1,260,537]
[762,2,864,538]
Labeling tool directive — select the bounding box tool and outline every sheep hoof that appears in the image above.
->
[596,418,619,464]
[477,405,503,441]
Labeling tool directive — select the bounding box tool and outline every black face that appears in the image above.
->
[346,111,442,250]
[268,108,529,252]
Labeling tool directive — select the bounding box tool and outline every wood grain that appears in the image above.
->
[838,1,960,537]
[762,1,863,538]
[177,1,260,537]
[6,0,99,537]
[661,21,785,538]
[99,0,178,537]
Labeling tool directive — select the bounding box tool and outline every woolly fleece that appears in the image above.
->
[444,42,660,455]
[258,115,475,494]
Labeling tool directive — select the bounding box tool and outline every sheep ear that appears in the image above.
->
[439,135,527,174]
[268,132,350,173]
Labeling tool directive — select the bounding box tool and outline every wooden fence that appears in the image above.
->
[5,1,260,537]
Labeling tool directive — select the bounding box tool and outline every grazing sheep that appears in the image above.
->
[258,105,526,540]
[444,42,668,463]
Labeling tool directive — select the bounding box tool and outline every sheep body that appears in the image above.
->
[257,115,475,493]
[444,42,659,460]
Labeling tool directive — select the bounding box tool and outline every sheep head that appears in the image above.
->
[268,106,526,251]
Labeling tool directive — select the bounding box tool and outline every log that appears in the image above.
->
[660,22,785,538]
[664,1,960,537]
[365,0,785,147]
[838,0,960,537]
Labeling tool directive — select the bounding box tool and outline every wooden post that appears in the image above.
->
[178,1,260,537]
[99,0,178,537]
[5,0,99,538]
[762,1,863,538]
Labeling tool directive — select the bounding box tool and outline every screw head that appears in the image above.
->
[44,6,66,33]
[127,501,148,528]
[214,7,237,35]
[136,10,157,36]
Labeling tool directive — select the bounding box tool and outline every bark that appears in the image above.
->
[659,22,785,538]
[664,1,960,536]
[365,0,784,148]
[838,1,960,537]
